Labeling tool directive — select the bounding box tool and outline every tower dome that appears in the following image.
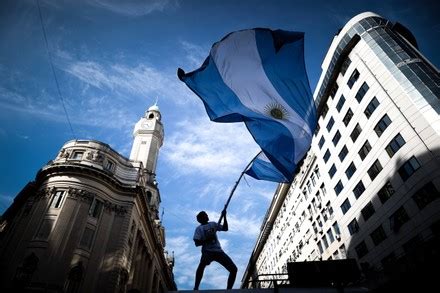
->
[148,104,160,112]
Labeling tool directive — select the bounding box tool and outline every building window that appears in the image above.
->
[367,159,383,181]
[389,206,410,232]
[334,180,344,195]
[340,58,351,76]
[36,218,55,240]
[332,131,341,146]
[317,241,323,254]
[364,97,380,118]
[322,235,329,249]
[348,218,359,235]
[345,162,357,179]
[315,123,321,136]
[398,156,421,181]
[327,229,335,243]
[374,114,392,137]
[343,108,353,126]
[340,198,351,214]
[333,222,340,236]
[330,83,339,99]
[50,190,65,209]
[403,235,422,254]
[79,227,95,250]
[336,95,346,112]
[355,82,369,103]
[347,69,359,88]
[326,117,335,132]
[311,173,316,186]
[329,164,336,178]
[378,181,395,204]
[320,184,327,196]
[385,133,406,157]
[350,123,362,142]
[105,160,114,171]
[338,145,348,162]
[321,104,329,119]
[370,225,387,246]
[323,149,331,163]
[355,241,368,258]
[412,182,440,210]
[318,136,325,149]
[71,151,84,160]
[89,198,103,219]
[65,262,84,293]
[381,253,396,269]
[361,202,376,222]
[327,202,334,216]
[353,181,366,199]
[358,140,372,161]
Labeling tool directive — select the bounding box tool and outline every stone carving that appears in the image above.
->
[57,149,71,159]
[67,187,94,202]
[36,186,56,199]
[93,151,104,163]
[86,151,94,160]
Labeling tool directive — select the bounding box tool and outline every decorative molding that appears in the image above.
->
[102,200,128,215]
[35,186,56,199]
[67,187,94,203]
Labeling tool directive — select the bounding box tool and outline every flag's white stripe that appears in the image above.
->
[211,30,313,147]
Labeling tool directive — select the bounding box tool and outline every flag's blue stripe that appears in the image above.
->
[245,119,296,178]
[245,154,289,183]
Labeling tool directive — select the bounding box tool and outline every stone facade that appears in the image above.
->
[0,106,176,292]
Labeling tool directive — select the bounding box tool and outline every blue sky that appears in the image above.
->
[1,0,439,290]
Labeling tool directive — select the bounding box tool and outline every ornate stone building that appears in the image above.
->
[0,105,176,292]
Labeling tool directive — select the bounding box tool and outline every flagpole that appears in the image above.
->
[218,151,262,224]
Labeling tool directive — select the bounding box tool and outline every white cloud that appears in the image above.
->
[163,117,260,178]
[180,40,209,69]
[87,0,179,16]
[64,60,194,106]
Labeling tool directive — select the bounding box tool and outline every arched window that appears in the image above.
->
[146,191,153,204]
[64,262,84,293]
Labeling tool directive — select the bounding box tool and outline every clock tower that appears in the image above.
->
[130,103,164,175]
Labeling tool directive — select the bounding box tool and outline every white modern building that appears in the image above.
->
[0,104,176,293]
[242,12,440,290]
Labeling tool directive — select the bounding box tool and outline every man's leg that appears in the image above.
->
[194,261,206,290]
[216,252,237,289]
[195,253,212,290]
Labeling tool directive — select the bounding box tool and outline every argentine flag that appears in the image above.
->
[245,152,289,183]
[178,28,317,182]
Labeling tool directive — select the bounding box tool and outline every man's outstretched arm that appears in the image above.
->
[221,210,228,231]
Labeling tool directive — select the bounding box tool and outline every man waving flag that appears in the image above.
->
[178,28,317,182]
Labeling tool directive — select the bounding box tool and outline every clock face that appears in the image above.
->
[141,121,152,128]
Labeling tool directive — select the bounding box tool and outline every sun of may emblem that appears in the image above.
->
[265,102,289,120]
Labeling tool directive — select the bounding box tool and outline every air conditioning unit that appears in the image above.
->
[335,234,341,241]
